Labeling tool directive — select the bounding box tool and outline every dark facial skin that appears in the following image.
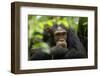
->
[54,26,67,48]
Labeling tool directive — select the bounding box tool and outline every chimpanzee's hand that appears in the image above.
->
[50,46,68,59]
[56,40,67,48]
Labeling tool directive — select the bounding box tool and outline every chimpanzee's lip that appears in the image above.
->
[58,39,65,41]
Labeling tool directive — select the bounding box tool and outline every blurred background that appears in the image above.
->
[28,15,88,60]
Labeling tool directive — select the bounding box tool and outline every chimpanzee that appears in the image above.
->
[30,24,87,60]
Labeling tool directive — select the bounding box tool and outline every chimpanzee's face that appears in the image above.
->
[54,26,67,48]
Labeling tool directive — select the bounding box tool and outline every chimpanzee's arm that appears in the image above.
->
[65,28,87,59]
[50,46,68,59]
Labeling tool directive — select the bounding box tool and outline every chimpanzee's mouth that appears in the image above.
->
[58,39,65,42]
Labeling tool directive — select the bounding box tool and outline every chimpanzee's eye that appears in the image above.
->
[62,32,66,35]
[55,33,60,36]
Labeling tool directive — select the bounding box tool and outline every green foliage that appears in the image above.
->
[28,15,87,56]
[78,17,88,51]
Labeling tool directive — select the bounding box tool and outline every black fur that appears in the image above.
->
[30,24,87,60]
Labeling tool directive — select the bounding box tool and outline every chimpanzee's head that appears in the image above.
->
[51,24,67,48]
